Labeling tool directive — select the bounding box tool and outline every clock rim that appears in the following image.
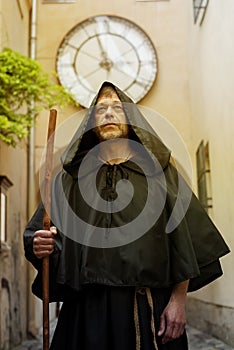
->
[55,14,158,107]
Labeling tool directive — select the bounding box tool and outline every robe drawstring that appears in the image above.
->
[134,289,142,350]
[134,287,159,350]
[104,164,129,235]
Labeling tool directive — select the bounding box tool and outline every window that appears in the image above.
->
[193,0,209,25]
[196,141,212,212]
[0,176,13,246]
[1,192,6,242]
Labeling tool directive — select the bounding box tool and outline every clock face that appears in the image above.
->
[56,15,158,108]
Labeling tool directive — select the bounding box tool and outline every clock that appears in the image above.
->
[56,15,158,108]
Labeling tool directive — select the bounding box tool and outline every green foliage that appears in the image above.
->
[0,47,76,146]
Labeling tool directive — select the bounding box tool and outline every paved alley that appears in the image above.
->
[12,321,234,350]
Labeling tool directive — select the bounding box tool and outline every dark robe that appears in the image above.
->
[24,82,230,350]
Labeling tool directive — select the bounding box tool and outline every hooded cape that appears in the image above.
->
[24,82,230,301]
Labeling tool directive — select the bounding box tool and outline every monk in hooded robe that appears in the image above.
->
[24,82,230,350]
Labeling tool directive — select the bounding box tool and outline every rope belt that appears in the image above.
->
[134,287,159,350]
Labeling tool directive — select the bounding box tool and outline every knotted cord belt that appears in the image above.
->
[134,287,159,350]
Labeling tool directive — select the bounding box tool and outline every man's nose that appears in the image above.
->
[104,105,114,117]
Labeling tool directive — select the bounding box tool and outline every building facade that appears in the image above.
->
[0,0,233,348]
[0,1,31,349]
[186,1,234,345]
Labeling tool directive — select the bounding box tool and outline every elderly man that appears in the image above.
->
[24,82,229,350]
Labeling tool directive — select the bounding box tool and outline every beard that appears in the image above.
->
[94,124,129,141]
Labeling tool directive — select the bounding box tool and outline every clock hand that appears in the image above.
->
[80,50,100,61]
[95,33,114,72]
[113,66,136,81]
[82,66,102,79]
[96,34,107,59]
[113,41,148,62]
[111,59,137,80]
[114,47,134,60]
[111,64,149,88]
[96,34,114,72]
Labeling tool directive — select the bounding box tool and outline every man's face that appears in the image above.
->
[93,92,128,141]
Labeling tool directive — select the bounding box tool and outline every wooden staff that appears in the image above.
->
[42,109,57,350]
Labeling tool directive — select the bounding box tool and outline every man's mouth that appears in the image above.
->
[102,122,118,127]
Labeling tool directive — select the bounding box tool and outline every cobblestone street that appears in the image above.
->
[187,326,234,350]
[12,321,234,350]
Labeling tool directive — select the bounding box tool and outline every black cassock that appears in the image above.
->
[24,82,230,350]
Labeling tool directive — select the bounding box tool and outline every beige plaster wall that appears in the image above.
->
[0,0,30,53]
[184,1,234,344]
[0,0,32,348]
[187,0,234,307]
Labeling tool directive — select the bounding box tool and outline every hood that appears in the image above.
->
[61,81,171,178]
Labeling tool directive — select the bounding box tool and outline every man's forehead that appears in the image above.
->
[96,94,121,104]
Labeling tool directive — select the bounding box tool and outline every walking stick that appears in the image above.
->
[42,109,57,350]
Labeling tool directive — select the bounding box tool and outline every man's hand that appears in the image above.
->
[158,280,189,344]
[33,226,57,259]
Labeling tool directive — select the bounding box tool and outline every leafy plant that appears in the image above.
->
[0,47,76,146]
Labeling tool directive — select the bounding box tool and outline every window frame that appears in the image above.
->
[193,0,209,25]
[0,176,13,249]
[196,141,213,212]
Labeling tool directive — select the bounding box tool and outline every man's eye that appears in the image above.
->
[96,106,107,114]
[113,105,123,112]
